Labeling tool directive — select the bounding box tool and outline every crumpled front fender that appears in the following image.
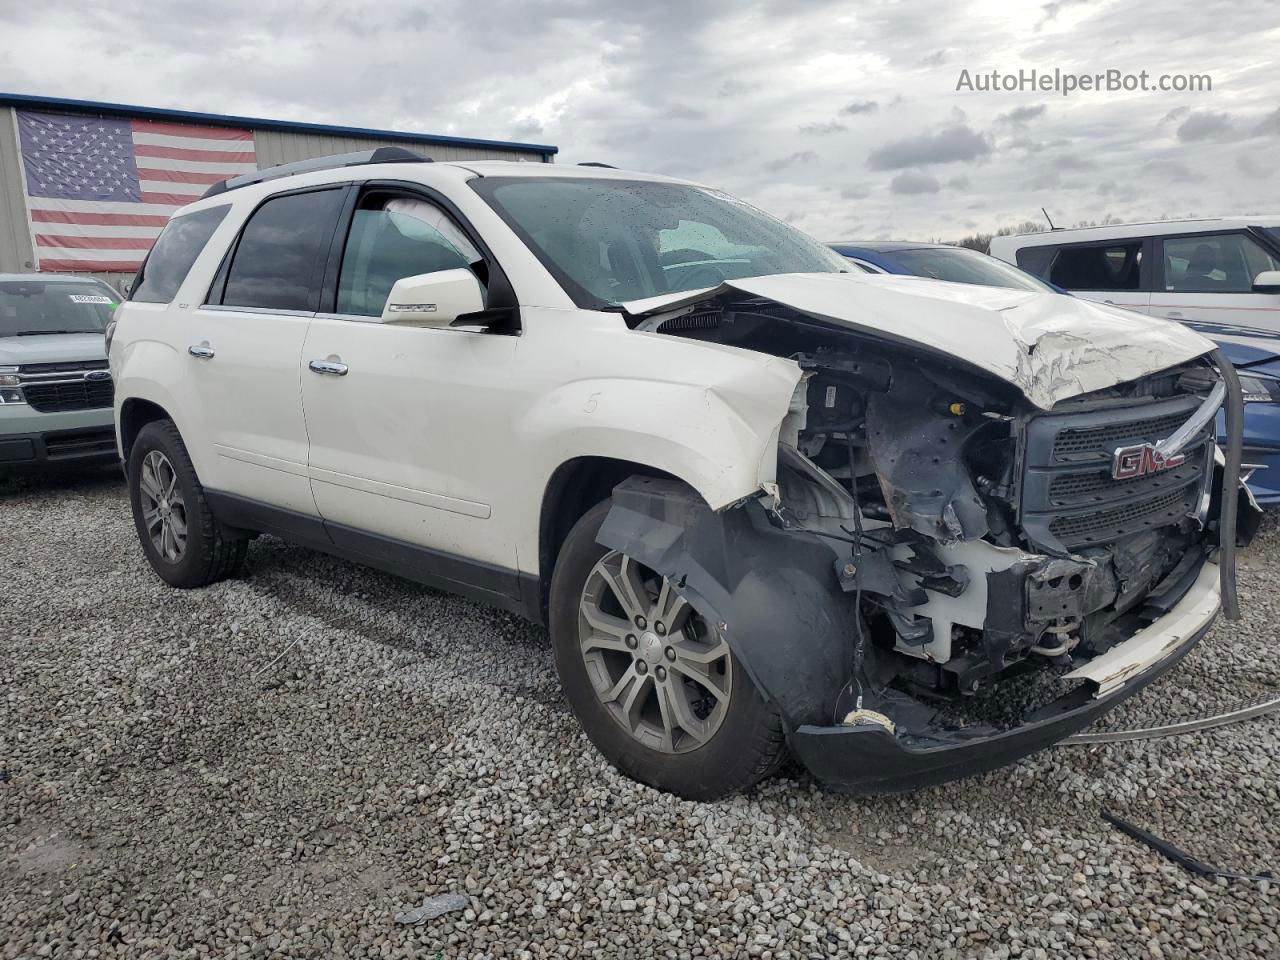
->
[596,476,857,727]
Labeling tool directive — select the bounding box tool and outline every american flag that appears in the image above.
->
[15,109,256,273]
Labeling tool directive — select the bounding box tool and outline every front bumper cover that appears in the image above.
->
[790,582,1218,794]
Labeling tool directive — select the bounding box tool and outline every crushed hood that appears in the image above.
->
[623,273,1216,409]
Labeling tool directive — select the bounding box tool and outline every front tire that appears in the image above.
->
[127,419,246,588]
[550,499,786,800]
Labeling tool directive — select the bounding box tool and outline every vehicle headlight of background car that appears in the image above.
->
[0,366,24,404]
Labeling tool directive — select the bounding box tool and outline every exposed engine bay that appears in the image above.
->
[602,289,1262,791]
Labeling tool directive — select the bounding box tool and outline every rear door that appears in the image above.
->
[1150,230,1280,336]
[191,184,349,514]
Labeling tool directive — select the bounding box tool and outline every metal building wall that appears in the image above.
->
[0,107,37,276]
[0,105,551,290]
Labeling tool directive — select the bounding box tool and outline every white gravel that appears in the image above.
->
[2,470,1278,959]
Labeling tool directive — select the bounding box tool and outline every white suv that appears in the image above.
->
[111,150,1257,798]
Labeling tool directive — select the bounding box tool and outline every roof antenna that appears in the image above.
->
[1041,206,1060,231]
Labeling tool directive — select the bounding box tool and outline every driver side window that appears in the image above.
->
[336,197,482,317]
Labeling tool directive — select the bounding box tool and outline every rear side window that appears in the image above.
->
[131,205,229,303]
[1161,233,1280,293]
[1049,242,1142,292]
[219,188,346,312]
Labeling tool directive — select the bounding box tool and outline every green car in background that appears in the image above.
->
[0,274,121,474]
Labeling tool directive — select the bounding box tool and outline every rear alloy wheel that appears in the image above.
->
[550,499,786,800]
[127,419,247,588]
[138,450,189,563]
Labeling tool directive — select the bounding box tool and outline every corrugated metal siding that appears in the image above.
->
[0,107,37,273]
[250,128,548,167]
[0,108,548,287]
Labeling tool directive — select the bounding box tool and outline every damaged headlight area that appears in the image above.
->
[611,294,1262,793]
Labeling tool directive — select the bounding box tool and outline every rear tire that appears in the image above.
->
[550,498,786,800]
[127,419,247,588]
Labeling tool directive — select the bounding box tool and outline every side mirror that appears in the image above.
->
[381,269,485,327]
[1252,270,1280,294]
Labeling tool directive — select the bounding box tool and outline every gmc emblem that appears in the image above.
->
[1111,443,1186,480]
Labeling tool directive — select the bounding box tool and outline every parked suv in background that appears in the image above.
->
[1,274,121,473]
[990,217,1280,334]
[110,151,1256,799]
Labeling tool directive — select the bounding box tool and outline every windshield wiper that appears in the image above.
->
[8,329,101,336]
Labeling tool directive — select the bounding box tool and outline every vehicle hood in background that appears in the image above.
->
[624,273,1216,410]
[0,333,107,367]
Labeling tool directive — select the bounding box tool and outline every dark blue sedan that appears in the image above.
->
[831,241,1280,504]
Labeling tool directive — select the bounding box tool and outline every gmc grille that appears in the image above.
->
[24,379,114,412]
[1020,392,1214,552]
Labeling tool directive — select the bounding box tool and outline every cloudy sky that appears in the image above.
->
[1,0,1276,241]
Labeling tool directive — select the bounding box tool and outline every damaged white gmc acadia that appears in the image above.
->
[109,151,1260,799]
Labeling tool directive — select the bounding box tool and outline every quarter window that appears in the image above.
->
[1048,243,1142,292]
[131,205,229,303]
[1162,233,1280,293]
[336,198,481,317]
[219,188,346,312]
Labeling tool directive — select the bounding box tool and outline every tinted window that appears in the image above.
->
[221,189,345,312]
[0,280,119,336]
[473,177,848,308]
[1049,243,1142,291]
[336,198,480,317]
[131,205,229,303]
[1014,245,1057,279]
[1162,233,1280,293]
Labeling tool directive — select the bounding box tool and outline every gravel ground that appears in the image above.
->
[2,470,1278,960]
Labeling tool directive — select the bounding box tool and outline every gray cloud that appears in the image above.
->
[997,105,1046,126]
[1140,159,1202,183]
[1160,106,1191,124]
[947,175,970,189]
[1257,107,1280,136]
[868,124,991,170]
[764,151,818,172]
[840,100,879,116]
[798,121,848,135]
[919,49,947,67]
[841,185,871,200]
[891,171,941,194]
[1236,154,1267,180]
[1176,111,1233,142]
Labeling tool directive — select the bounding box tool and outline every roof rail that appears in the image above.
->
[577,162,617,169]
[202,146,431,199]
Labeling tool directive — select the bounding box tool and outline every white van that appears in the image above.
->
[990,217,1280,336]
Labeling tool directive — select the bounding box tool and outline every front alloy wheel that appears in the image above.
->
[550,498,786,800]
[578,550,732,754]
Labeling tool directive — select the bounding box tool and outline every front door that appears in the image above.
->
[1151,231,1280,336]
[300,191,523,588]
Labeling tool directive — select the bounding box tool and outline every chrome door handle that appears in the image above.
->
[188,344,215,359]
[309,359,348,376]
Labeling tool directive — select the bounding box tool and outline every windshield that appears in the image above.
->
[471,177,850,308]
[888,247,1056,292]
[0,280,118,337]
